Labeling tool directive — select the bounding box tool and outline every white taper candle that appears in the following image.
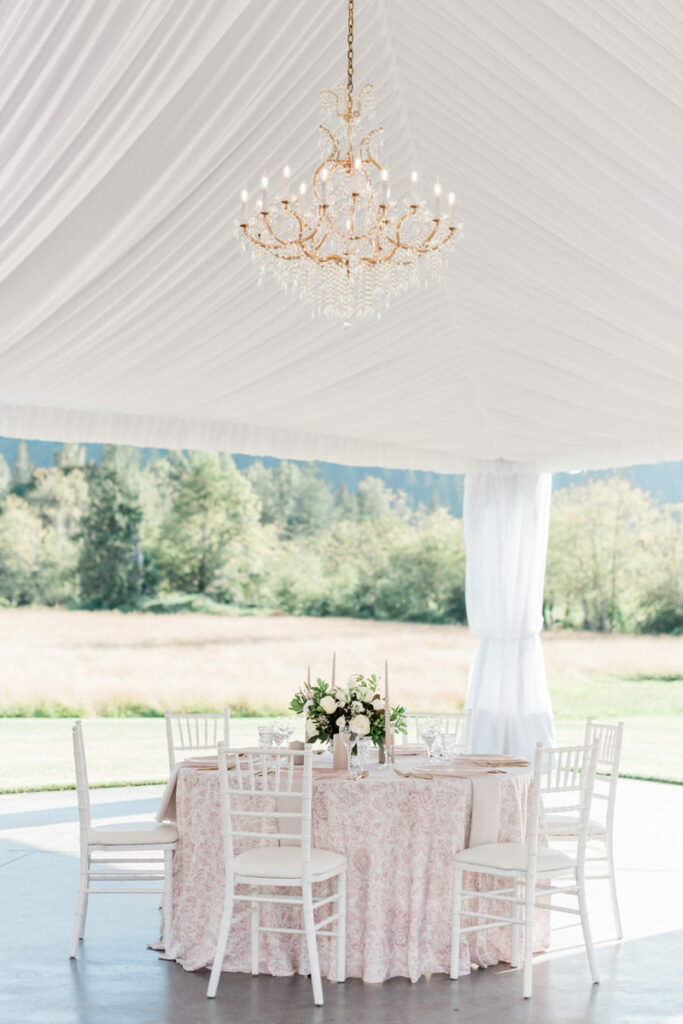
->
[384,659,391,746]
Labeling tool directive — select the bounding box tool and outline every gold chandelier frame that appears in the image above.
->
[238,0,461,318]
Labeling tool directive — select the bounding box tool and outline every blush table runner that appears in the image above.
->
[157,763,548,983]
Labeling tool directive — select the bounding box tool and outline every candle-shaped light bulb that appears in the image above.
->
[410,170,418,205]
[299,181,307,215]
[240,189,249,222]
[448,191,456,211]
[352,155,362,194]
[380,167,389,204]
[320,167,329,205]
[260,175,269,211]
[283,164,290,199]
[433,181,442,218]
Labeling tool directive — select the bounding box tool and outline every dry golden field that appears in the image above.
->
[0,608,681,786]
[1,607,681,717]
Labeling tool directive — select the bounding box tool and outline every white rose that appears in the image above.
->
[320,695,338,714]
[372,698,385,710]
[349,714,370,736]
[305,719,318,739]
[336,715,346,729]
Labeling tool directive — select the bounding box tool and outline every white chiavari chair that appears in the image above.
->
[449,740,600,999]
[403,710,473,754]
[164,709,231,771]
[207,744,347,1006]
[69,721,177,958]
[545,719,624,938]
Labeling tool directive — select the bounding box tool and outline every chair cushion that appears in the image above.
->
[233,845,346,879]
[453,841,574,873]
[545,814,605,836]
[89,821,178,846]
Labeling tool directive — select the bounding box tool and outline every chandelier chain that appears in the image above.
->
[347,0,354,109]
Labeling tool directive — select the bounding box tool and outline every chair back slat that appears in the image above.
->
[217,745,313,879]
[403,711,473,754]
[165,710,231,770]
[528,740,599,872]
[583,719,623,825]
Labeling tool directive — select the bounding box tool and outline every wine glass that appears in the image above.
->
[418,717,442,761]
[340,729,362,779]
[273,718,294,748]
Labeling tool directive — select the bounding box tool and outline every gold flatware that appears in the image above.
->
[393,767,433,781]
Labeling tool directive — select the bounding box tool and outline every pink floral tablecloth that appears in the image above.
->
[162,766,548,983]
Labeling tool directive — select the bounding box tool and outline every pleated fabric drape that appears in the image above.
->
[464,470,554,763]
[0,1,681,473]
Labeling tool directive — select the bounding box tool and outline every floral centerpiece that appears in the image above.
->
[289,673,406,748]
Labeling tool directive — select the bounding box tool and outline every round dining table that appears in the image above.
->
[160,759,548,984]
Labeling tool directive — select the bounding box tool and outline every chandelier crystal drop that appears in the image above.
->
[238,0,462,323]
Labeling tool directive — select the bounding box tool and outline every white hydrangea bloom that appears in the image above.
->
[336,715,346,728]
[351,700,363,713]
[349,714,370,736]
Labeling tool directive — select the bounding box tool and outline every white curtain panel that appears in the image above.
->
[464,470,554,762]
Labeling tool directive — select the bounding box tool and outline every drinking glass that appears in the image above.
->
[356,737,372,772]
[441,733,459,764]
[418,717,442,761]
[257,726,275,747]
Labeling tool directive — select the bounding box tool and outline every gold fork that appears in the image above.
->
[393,767,433,781]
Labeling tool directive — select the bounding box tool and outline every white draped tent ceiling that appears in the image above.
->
[0,0,681,474]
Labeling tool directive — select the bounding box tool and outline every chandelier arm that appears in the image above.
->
[359,127,383,166]
[318,124,341,161]
[259,207,308,248]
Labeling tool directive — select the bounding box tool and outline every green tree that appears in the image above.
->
[57,442,87,468]
[248,461,333,537]
[79,455,144,608]
[0,495,45,604]
[546,477,660,631]
[0,454,10,497]
[12,440,34,493]
[157,452,261,594]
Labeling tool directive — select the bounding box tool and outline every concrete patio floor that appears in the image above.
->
[0,779,681,1024]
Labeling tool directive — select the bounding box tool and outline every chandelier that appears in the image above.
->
[238,0,462,323]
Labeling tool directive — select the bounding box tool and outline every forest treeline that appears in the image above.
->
[0,442,680,633]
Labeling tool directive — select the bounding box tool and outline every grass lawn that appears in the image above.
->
[0,608,680,788]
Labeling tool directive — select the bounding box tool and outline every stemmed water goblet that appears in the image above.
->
[340,729,362,779]
[418,717,443,762]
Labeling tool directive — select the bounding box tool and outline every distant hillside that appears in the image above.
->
[0,436,680,513]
